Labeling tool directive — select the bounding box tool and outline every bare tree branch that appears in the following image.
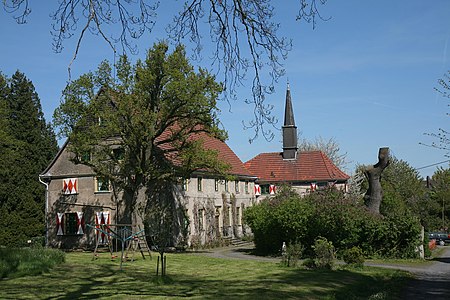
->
[4,0,328,142]
[421,70,450,156]
[2,0,30,24]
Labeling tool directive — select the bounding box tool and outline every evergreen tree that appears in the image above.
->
[0,71,58,246]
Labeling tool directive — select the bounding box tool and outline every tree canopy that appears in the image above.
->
[53,41,230,223]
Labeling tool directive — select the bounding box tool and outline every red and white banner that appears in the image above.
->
[63,178,78,194]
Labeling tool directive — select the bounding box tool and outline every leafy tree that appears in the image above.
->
[0,71,58,246]
[356,155,425,217]
[298,136,349,170]
[3,0,328,141]
[53,42,229,248]
[427,167,450,231]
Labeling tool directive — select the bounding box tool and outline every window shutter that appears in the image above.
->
[269,185,276,195]
[76,212,84,234]
[56,213,64,235]
[254,184,261,196]
[63,178,78,194]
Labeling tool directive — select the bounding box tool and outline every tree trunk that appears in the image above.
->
[364,147,390,214]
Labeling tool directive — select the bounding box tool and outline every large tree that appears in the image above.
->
[427,168,450,231]
[53,41,229,229]
[0,71,58,246]
[3,0,328,141]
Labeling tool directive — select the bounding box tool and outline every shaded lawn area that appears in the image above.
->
[0,252,411,299]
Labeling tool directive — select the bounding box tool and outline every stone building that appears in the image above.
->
[40,133,256,249]
[40,84,349,249]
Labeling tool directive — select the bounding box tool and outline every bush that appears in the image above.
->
[342,246,365,267]
[302,258,316,269]
[283,242,304,267]
[0,247,65,279]
[313,237,335,269]
[245,186,422,259]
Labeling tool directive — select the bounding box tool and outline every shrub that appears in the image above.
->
[342,246,365,267]
[302,258,316,269]
[284,242,304,267]
[313,237,335,269]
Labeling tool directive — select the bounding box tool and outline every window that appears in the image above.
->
[261,184,270,194]
[215,179,219,192]
[81,151,91,162]
[235,181,239,193]
[56,212,84,235]
[65,213,79,235]
[225,180,229,192]
[182,178,189,191]
[197,177,203,192]
[198,209,204,231]
[96,177,110,192]
[112,147,125,160]
[245,181,249,194]
[236,207,241,225]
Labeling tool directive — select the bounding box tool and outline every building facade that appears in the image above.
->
[40,134,256,250]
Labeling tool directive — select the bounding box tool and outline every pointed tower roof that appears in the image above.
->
[282,82,298,159]
[284,83,295,126]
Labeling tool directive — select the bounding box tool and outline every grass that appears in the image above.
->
[0,247,65,279]
[0,250,413,299]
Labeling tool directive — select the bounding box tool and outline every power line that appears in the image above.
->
[415,159,450,171]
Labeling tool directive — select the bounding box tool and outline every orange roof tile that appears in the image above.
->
[244,151,349,183]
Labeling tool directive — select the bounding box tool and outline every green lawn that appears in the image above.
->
[0,251,412,299]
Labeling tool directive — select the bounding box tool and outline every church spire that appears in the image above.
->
[282,82,298,159]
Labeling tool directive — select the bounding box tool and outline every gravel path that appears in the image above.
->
[199,243,450,299]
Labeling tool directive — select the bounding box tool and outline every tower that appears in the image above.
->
[282,83,298,159]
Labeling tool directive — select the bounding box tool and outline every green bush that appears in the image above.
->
[0,247,65,279]
[283,242,304,267]
[342,246,365,266]
[245,186,422,259]
[313,237,335,269]
[302,258,316,269]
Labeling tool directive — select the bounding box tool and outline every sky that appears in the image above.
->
[1,1,449,178]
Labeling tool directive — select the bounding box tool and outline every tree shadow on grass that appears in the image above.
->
[0,256,411,300]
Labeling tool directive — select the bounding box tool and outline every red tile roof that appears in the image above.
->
[158,129,254,178]
[196,132,254,177]
[244,151,349,183]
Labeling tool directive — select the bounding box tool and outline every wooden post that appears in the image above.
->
[156,256,159,276]
[163,256,167,276]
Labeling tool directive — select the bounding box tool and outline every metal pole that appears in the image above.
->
[38,176,49,248]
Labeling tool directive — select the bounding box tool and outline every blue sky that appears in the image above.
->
[1,1,449,177]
